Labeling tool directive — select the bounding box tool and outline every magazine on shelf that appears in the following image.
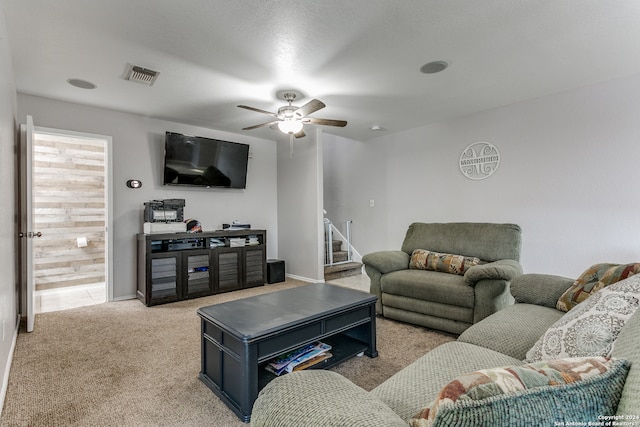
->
[292,352,333,372]
[268,343,315,372]
[265,342,332,376]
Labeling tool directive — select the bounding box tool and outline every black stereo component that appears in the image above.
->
[267,259,285,284]
[167,238,204,251]
[150,238,204,252]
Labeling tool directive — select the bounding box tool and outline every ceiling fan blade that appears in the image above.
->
[237,105,278,117]
[303,117,348,127]
[294,99,325,118]
[242,120,280,130]
[294,129,306,138]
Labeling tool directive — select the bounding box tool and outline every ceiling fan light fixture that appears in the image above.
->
[278,119,303,134]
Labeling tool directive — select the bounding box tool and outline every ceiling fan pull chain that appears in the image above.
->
[290,134,294,158]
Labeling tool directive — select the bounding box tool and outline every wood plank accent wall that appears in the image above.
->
[33,132,106,291]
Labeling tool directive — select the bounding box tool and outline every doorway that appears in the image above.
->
[28,127,111,313]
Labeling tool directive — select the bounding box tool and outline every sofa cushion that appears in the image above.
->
[458,304,564,360]
[409,249,479,275]
[409,357,629,427]
[381,270,474,308]
[400,222,522,263]
[526,274,640,362]
[252,370,407,427]
[612,310,640,415]
[371,341,522,422]
[557,262,640,312]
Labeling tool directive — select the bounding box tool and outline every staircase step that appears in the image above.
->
[329,239,342,252]
[324,261,363,281]
[328,251,348,263]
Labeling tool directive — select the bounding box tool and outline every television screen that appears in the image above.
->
[163,132,249,189]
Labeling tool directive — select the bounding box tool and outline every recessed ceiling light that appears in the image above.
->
[420,61,449,74]
[67,78,97,89]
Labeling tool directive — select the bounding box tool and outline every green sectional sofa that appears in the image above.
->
[251,273,640,426]
[363,222,523,334]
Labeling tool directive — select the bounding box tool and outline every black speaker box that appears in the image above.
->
[267,259,285,284]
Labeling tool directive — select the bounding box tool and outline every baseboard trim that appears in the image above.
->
[111,294,136,302]
[285,273,317,283]
[0,314,20,418]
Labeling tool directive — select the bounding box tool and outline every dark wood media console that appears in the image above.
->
[136,229,266,306]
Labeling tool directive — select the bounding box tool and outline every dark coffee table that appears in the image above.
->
[197,283,378,422]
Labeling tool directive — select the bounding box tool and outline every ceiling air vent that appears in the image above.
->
[124,64,160,86]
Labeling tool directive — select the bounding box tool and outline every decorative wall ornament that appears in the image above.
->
[459,142,501,180]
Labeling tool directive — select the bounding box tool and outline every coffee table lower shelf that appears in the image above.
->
[257,333,370,390]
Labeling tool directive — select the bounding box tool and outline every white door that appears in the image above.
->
[21,115,37,332]
[21,116,113,330]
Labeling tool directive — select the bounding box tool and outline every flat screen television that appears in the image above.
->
[163,132,249,189]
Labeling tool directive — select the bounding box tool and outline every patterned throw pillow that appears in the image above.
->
[410,357,629,427]
[409,249,479,276]
[527,274,640,362]
[557,262,640,312]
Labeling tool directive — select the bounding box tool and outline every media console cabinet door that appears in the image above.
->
[147,252,182,305]
[215,247,243,292]
[244,246,266,287]
[184,249,213,298]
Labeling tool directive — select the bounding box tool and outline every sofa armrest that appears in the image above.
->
[251,370,407,427]
[464,259,523,286]
[362,251,410,274]
[510,273,574,308]
[363,251,410,315]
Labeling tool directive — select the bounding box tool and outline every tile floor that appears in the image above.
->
[329,273,370,292]
[35,282,106,313]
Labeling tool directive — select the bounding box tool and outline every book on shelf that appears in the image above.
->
[265,342,332,376]
[292,352,332,371]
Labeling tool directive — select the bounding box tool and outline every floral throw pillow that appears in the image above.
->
[527,273,640,362]
[409,249,479,276]
[410,357,629,427]
[556,262,640,312]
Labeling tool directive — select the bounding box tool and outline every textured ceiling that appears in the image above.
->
[3,0,640,141]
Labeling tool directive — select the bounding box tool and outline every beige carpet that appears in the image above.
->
[0,280,455,427]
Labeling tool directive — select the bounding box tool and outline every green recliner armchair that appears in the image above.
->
[363,222,523,334]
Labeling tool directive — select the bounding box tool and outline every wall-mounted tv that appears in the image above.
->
[163,132,250,189]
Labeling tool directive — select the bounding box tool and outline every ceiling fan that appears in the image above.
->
[237,92,347,139]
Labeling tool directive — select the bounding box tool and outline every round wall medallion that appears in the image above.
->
[459,142,500,180]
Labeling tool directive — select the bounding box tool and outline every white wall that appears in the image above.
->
[323,133,387,254]
[324,73,640,279]
[0,7,19,415]
[18,94,279,300]
[277,129,324,282]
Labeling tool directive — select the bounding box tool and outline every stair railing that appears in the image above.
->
[324,219,353,266]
